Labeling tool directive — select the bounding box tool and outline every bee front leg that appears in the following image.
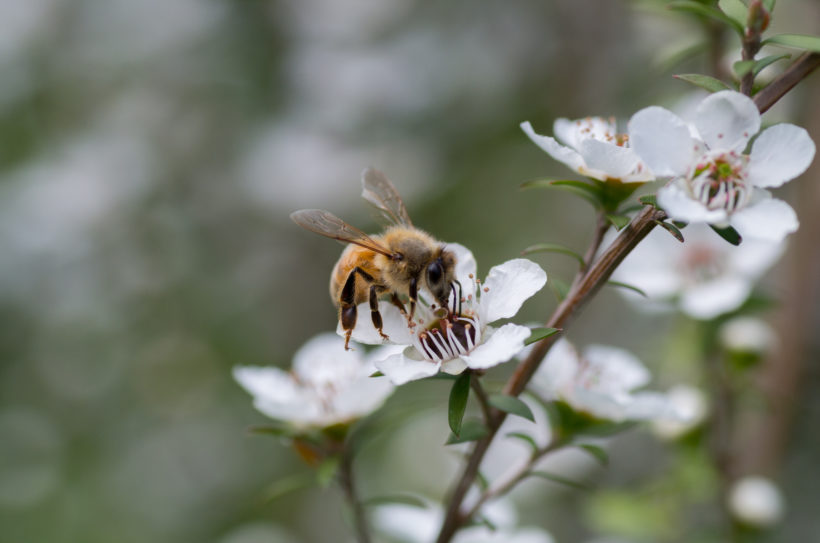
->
[408,276,418,323]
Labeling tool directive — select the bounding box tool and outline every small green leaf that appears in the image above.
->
[448,372,471,436]
[525,327,560,346]
[673,73,733,92]
[369,371,384,377]
[605,213,630,230]
[262,472,312,503]
[718,0,748,27]
[655,220,685,243]
[668,1,744,35]
[521,179,603,208]
[762,0,775,13]
[576,444,609,466]
[607,281,648,298]
[521,243,585,266]
[732,59,755,78]
[639,194,657,207]
[763,33,820,53]
[445,419,489,444]
[489,394,536,422]
[506,432,540,454]
[530,471,590,491]
[751,53,791,75]
[710,224,743,245]
[549,277,571,303]
[249,424,293,438]
[316,456,340,487]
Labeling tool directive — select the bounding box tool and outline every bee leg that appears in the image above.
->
[339,268,360,350]
[389,293,407,316]
[408,277,418,323]
[369,285,389,341]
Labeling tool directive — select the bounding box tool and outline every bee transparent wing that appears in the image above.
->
[290,209,394,256]
[361,167,413,227]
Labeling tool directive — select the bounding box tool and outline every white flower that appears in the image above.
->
[612,223,784,320]
[521,117,653,183]
[372,498,555,543]
[233,333,397,429]
[530,339,677,422]
[651,385,708,440]
[719,316,776,354]
[346,244,547,385]
[629,90,816,242]
[728,476,785,527]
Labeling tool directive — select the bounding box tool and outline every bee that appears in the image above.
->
[290,168,458,350]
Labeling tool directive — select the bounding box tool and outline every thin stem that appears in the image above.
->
[470,371,494,425]
[579,212,610,275]
[754,52,820,113]
[338,451,372,543]
[435,205,667,543]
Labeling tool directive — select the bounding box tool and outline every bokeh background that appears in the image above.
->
[0,0,818,541]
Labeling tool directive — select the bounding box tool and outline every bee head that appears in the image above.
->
[425,248,456,309]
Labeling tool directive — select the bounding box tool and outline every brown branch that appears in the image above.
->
[338,451,372,543]
[435,205,667,543]
[754,52,820,113]
[469,371,494,425]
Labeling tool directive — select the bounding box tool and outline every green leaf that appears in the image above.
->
[521,179,605,207]
[718,0,748,27]
[448,372,471,436]
[673,73,733,92]
[751,53,791,75]
[530,471,590,491]
[668,1,744,35]
[521,243,585,266]
[548,277,571,303]
[763,33,820,53]
[732,59,755,78]
[762,0,775,13]
[605,213,630,230]
[525,327,560,346]
[607,281,648,298]
[506,432,540,454]
[316,456,340,487]
[655,220,685,243]
[489,395,536,422]
[639,194,657,207]
[369,371,384,377]
[262,472,312,503]
[710,224,743,245]
[576,444,609,466]
[248,424,293,438]
[445,419,489,444]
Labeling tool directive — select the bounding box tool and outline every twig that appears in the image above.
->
[754,52,820,113]
[579,212,610,275]
[470,371,494,425]
[338,451,372,543]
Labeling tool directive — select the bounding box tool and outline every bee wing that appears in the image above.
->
[290,209,394,257]
[361,167,413,227]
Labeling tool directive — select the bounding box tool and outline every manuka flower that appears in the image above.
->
[611,223,783,320]
[233,333,396,429]
[343,244,547,385]
[629,90,815,242]
[530,339,677,422]
[521,117,653,183]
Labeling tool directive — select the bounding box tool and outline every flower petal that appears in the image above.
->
[332,374,394,419]
[293,332,361,383]
[479,258,547,323]
[680,276,752,319]
[583,344,650,391]
[730,197,798,242]
[578,138,646,180]
[628,106,694,177]
[657,182,728,224]
[460,323,531,370]
[747,123,816,188]
[450,242,478,291]
[693,90,760,152]
[521,121,586,174]
[530,338,580,398]
[553,116,615,150]
[375,348,441,385]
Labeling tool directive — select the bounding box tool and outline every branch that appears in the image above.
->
[435,204,667,543]
[470,371,494,425]
[338,451,372,543]
[754,52,820,113]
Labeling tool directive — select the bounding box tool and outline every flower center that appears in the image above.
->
[688,151,751,213]
[680,243,726,284]
[417,315,480,363]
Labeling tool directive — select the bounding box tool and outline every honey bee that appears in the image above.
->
[290,168,458,350]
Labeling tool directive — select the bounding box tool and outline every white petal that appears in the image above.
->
[554,116,616,150]
[233,365,298,404]
[578,138,643,180]
[449,242,478,291]
[628,106,694,177]
[293,332,361,382]
[553,117,581,149]
[520,121,587,174]
[680,276,751,319]
[583,344,650,391]
[373,503,442,543]
[727,236,785,279]
[622,391,678,421]
[460,323,531,369]
[332,375,394,419]
[747,123,816,188]
[694,90,760,152]
[343,301,415,345]
[441,357,468,375]
[657,182,728,224]
[479,258,547,323]
[375,348,441,385]
[530,338,579,397]
[730,197,798,242]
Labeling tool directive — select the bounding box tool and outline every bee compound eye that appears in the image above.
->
[427,259,443,284]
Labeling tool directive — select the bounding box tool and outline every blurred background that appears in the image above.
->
[0,0,818,541]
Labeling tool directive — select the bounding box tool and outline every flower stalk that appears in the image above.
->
[338,449,372,543]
